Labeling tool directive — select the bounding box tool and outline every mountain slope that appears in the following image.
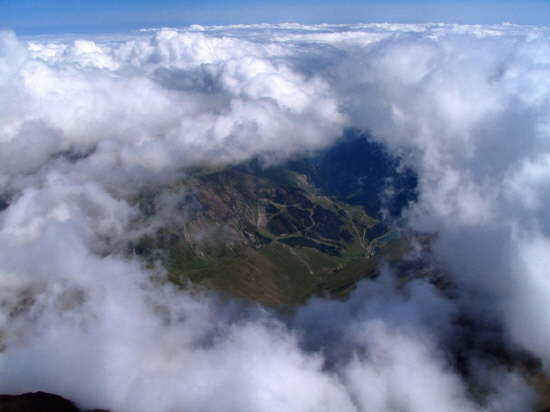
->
[131,133,413,306]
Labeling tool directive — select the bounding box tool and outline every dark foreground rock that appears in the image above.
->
[0,392,109,412]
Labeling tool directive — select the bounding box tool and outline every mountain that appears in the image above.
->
[286,129,417,218]
[0,392,108,412]
[131,132,415,307]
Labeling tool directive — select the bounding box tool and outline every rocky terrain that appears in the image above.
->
[130,133,414,306]
[0,392,107,412]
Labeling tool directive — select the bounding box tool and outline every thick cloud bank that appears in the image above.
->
[1,22,550,411]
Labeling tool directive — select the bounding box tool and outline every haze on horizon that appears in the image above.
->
[0,0,549,34]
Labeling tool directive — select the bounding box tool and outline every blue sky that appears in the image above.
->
[0,0,548,34]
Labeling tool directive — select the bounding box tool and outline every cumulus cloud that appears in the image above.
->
[1,22,549,411]
[325,23,550,367]
[0,28,344,196]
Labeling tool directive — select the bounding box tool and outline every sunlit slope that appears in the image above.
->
[134,167,384,306]
[131,134,414,306]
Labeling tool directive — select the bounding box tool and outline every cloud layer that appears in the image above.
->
[1,22,550,411]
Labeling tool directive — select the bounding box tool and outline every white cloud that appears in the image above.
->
[324,23,550,370]
[0,28,344,195]
[0,22,549,411]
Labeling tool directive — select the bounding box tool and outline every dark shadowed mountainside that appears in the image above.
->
[0,392,108,412]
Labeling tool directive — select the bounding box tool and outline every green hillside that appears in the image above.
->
[131,164,394,307]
